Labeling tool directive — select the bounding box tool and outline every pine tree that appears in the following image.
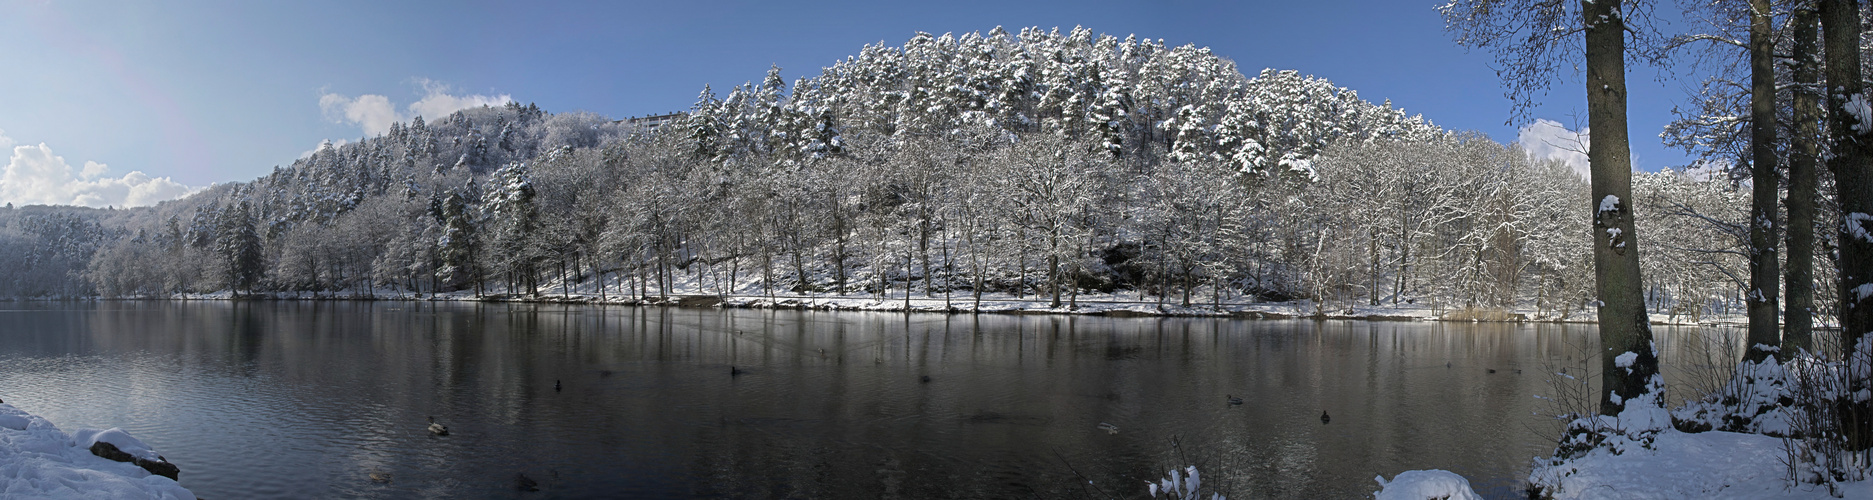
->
[214,201,263,294]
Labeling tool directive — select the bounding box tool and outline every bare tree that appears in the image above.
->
[1819,0,1873,450]
[1442,0,1662,416]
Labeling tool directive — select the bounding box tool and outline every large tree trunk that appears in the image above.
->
[1785,4,1821,356]
[1744,0,1781,363]
[1821,0,1873,450]
[1584,0,1660,417]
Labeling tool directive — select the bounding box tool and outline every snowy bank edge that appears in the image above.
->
[1,291,1743,325]
[0,403,195,500]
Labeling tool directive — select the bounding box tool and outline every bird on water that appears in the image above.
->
[1226,395,1243,405]
[730,366,747,376]
[554,380,562,392]
[427,416,449,436]
[1321,411,1331,424]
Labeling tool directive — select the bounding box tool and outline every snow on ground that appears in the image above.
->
[1527,428,1868,499]
[36,247,1779,326]
[0,403,195,499]
[1373,469,1482,500]
[1382,428,1870,499]
[123,280,1769,326]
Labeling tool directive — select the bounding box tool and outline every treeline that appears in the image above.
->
[0,27,1814,319]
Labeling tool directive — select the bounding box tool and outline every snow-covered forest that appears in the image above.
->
[0,27,1821,319]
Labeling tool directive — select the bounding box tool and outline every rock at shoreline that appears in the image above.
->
[0,404,196,498]
[75,427,181,480]
[90,440,182,480]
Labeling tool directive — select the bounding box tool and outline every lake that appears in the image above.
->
[0,302,1741,498]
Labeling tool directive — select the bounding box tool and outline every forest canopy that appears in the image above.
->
[0,27,1797,322]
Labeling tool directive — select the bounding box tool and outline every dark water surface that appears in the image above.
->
[0,302,1735,498]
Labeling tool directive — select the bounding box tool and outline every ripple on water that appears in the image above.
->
[0,303,1709,499]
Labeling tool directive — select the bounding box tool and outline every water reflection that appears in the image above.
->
[0,302,1737,498]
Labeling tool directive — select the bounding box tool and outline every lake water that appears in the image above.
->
[0,302,1741,498]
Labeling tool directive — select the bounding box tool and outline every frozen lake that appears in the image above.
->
[0,302,1737,498]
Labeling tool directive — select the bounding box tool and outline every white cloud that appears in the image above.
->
[320,79,513,137]
[0,132,198,208]
[319,93,399,137]
[1518,119,1591,178]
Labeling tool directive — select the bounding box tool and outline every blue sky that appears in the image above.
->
[0,0,1696,207]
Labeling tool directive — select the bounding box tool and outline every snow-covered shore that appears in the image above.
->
[1375,428,1872,499]
[1526,428,1870,499]
[50,286,1765,326]
[0,403,194,499]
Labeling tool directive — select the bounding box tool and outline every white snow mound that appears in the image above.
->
[72,428,163,463]
[1373,469,1482,500]
[0,403,195,499]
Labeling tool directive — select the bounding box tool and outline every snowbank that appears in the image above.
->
[0,403,195,499]
[1373,469,1481,500]
[1527,428,1868,499]
[1382,427,1869,499]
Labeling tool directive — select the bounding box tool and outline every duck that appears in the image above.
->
[516,473,540,492]
[1487,368,1497,374]
[730,366,747,376]
[1097,422,1120,434]
[920,375,932,383]
[555,379,562,392]
[369,469,393,483]
[427,416,449,436]
[1320,411,1331,424]
[1226,395,1243,405]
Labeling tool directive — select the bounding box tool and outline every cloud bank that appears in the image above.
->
[1517,119,1590,178]
[0,129,198,208]
[320,80,513,137]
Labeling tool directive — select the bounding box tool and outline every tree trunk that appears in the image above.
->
[1784,4,1820,356]
[1744,0,1781,363]
[1049,251,1062,308]
[1585,0,1660,417]
[920,211,933,297]
[1821,0,1873,450]
[1370,231,1381,306]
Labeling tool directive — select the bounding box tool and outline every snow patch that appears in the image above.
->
[1531,428,1869,499]
[1847,213,1873,243]
[1599,194,1620,214]
[1148,465,1222,499]
[1373,470,1482,500]
[1853,283,1873,302]
[1847,93,1873,135]
[1614,351,1638,368]
[0,403,195,499]
[71,428,163,464]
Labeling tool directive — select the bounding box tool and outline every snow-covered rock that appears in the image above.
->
[0,403,195,499]
[73,428,180,480]
[1372,469,1481,500]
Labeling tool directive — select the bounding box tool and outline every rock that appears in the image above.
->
[89,441,180,481]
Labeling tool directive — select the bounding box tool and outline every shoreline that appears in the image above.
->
[2,290,1775,327]
[0,403,195,499]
